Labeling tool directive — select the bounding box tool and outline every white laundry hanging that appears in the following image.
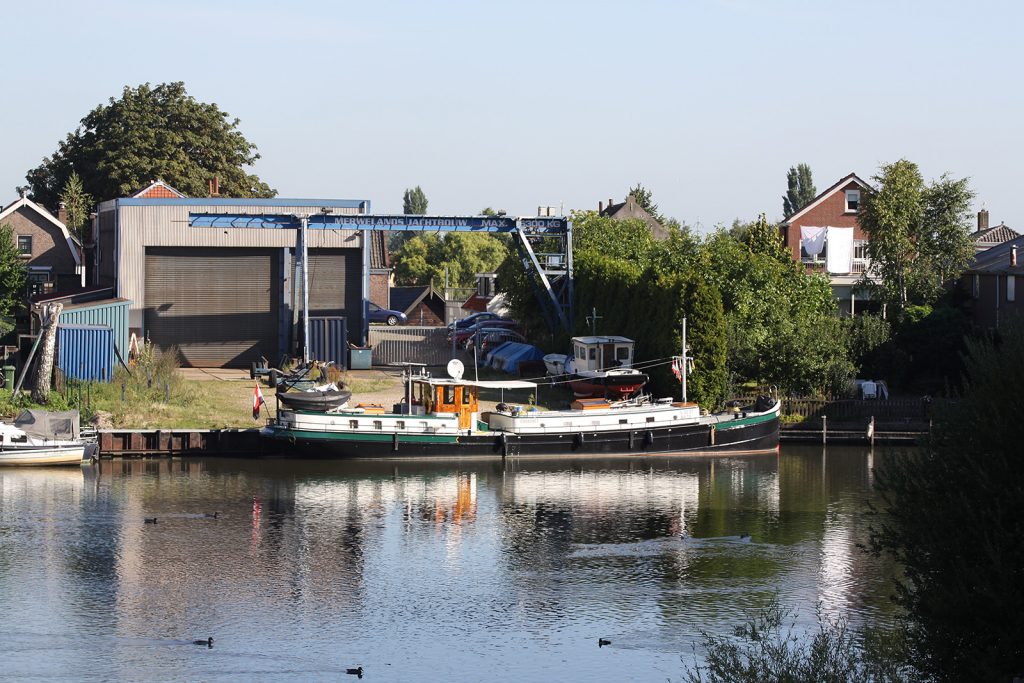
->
[826,227,854,274]
[800,226,826,258]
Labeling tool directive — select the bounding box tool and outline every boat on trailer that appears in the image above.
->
[262,368,780,459]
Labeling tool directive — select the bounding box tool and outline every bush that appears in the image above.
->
[683,600,917,683]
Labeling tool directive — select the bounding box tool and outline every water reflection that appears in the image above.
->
[0,446,899,681]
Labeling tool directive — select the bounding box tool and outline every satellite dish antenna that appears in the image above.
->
[447,358,465,380]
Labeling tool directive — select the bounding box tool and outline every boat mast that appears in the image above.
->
[300,215,310,365]
[681,317,687,403]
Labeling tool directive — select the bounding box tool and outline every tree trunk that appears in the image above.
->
[31,303,63,404]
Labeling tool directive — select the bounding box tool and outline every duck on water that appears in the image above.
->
[261,363,780,459]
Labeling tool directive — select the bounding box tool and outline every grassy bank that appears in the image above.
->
[0,369,399,429]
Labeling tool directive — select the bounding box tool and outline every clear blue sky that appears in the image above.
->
[2,0,1020,231]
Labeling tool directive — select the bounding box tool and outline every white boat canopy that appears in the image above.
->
[416,378,537,390]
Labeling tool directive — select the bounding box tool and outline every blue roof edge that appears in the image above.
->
[114,197,370,209]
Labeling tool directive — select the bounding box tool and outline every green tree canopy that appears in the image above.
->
[782,163,816,217]
[871,318,1024,681]
[0,223,28,321]
[402,186,428,214]
[859,160,975,308]
[25,82,275,207]
[392,232,506,288]
[58,172,92,243]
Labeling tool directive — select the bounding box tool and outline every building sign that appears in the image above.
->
[190,213,568,233]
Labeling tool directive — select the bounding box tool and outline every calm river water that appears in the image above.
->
[0,445,900,681]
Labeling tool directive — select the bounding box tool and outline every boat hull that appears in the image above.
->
[0,443,93,466]
[569,372,650,399]
[263,411,779,459]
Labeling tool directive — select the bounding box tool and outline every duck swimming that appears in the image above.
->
[598,638,611,647]
[346,666,363,677]
[204,512,218,519]
[193,637,213,647]
[144,518,157,524]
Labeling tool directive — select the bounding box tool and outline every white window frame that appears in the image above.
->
[845,190,860,213]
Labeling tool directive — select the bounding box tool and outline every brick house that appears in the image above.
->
[368,230,392,309]
[131,179,187,199]
[390,285,446,326]
[970,208,1018,253]
[0,195,85,296]
[779,172,878,315]
[961,234,1024,331]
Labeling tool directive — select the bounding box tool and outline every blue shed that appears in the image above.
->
[58,298,131,370]
[57,325,114,381]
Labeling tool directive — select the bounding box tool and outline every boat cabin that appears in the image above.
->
[571,336,636,373]
[410,377,536,430]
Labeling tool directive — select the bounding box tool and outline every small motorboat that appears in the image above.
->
[566,336,649,399]
[543,353,569,377]
[0,409,97,466]
[275,383,352,412]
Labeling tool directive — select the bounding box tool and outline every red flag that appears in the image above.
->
[253,383,266,419]
[671,357,682,381]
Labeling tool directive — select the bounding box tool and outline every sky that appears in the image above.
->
[1,0,1021,231]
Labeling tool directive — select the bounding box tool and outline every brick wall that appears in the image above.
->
[369,272,390,308]
[4,206,78,275]
[783,180,867,262]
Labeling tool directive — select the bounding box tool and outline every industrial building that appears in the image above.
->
[93,197,371,367]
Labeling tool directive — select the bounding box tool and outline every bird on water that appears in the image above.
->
[346,666,363,677]
[598,638,611,647]
[204,512,218,519]
[193,637,213,647]
[144,518,157,524]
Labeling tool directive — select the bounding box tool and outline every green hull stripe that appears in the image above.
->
[269,428,458,444]
[716,411,778,431]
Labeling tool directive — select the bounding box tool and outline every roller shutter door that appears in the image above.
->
[144,248,280,367]
[299,248,363,341]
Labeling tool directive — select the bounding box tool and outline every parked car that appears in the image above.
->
[368,303,408,326]
[448,312,504,331]
[448,319,519,347]
[466,328,527,353]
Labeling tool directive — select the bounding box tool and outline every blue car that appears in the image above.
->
[368,302,408,326]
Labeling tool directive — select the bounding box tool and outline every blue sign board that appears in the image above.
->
[189,213,568,233]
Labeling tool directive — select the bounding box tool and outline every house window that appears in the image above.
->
[17,235,32,256]
[1009,276,1016,302]
[800,240,827,261]
[853,240,869,261]
[973,274,980,299]
[845,190,860,213]
[26,268,52,296]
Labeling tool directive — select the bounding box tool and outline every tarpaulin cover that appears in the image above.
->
[486,342,545,374]
[13,410,80,440]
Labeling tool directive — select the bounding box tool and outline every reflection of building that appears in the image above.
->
[780,173,880,316]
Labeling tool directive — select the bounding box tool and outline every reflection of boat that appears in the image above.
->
[0,410,97,466]
[275,384,352,411]
[566,336,649,399]
[543,353,568,377]
[263,369,780,459]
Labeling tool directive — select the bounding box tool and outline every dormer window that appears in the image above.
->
[845,190,860,213]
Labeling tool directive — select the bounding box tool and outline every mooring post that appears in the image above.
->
[822,415,827,445]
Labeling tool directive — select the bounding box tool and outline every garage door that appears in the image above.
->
[298,248,363,341]
[144,248,280,367]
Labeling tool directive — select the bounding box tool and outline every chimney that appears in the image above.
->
[58,202,67,225]
[1012,245,1018,267]
[608,197,614,208]
[598,201,604,213]
[978,208,989,232]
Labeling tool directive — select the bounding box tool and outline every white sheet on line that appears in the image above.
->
[826,227,854,274]
[800,226,826,257]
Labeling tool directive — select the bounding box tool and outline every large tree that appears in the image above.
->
[25,82,275,207]
[392,232,506,288]
[782,163,816,217]
[58,172,92,243]
[870,318,1024,681]
[859,160,974,308]
[402,186,428,214]
[0,223,28,328]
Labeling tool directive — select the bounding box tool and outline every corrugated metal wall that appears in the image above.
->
[116,203,361,330]
[308,317,348,369]
[368,326,452,367]
[59,299,130,368]
[293,249,364,341]
[144,247,280,367]
[57,325,114,381]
